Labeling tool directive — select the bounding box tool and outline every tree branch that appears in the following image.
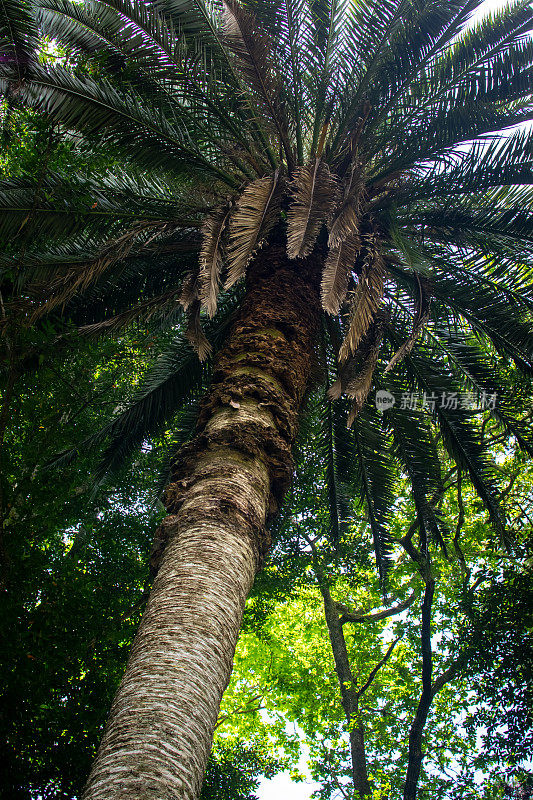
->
[431,650,469,698]
[339,586,419,626]
[357,636,402,699]
[403,577,435,800]
[215,693,266,730]
[498,469,520,502]
[303,529,372,796]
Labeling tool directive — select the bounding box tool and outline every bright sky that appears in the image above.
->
[256,1,515,798]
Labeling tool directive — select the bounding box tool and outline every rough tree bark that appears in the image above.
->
[82,243,321,800]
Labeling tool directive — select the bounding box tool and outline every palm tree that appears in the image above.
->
[2,0,533,797]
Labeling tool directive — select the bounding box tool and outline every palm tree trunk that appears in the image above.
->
[83,243,321,800]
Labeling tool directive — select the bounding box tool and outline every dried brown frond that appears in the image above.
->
[339,238,385,363]
[321,233,361,316]
[77,288,183,337]
[180,271,200,311]
[199,202,233,318]
[328,164,366,249]
[225,170,282,290]
[345,322,384,428]
[328,316,383,398]
[186,300,212,362]
[287,159,338,259]
[223,0,294,166]
[27,223,194,322]
[384,275,431,374]
[327,379,343,401]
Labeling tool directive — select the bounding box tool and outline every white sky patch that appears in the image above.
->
[471,0,519,16]
[258,745,320,800]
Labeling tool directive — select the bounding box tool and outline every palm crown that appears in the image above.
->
[2,0,533,576]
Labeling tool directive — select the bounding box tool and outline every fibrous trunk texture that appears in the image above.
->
[83,243,321,800]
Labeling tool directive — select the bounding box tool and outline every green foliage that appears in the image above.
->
[0,333,162,798]
[201,741,284,800]
[460,570,533,782]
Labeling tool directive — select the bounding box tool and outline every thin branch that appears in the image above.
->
[324,750,351,800]
[402,468,457,547]
[215,693,266,730]
[400,528,427,575]
[453,470,470,590]
[431,650,469,697]
[498,469,520,502]
[357,636,402,699]
[339,586,418,626]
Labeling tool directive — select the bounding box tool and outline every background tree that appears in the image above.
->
[2,0,533,797]
[245,401,533,800]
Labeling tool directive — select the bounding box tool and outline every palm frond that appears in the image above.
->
[185,299,212,361]
[308,0,347,156]
[223,0,294,166]
[257,0,308,161]
[345,320,384,428]
[24,224,194,319]
[386,238,533,377]
[424,321,533,459]
[0,170,203,253]
[179,269,200,311]
[352,404,396,583]
[199,201,234,317]
[76,287,183,336]
[405,346,506,541]
[427,0,533,104]
[385,274,430,373]
[225,169,282,289]
[51,292,240,480]
[320,395,353,543]
[339,238,385,362]
[287,158,337,258]
[373,103,533,183]
[329,0,413,153]
[378,1,483,102]
[0,0,38,83]
[321,233,360,316]
[390,129,533,207]
[327,163,365,248]
[0,63,238,186]
[387,398,447,554]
